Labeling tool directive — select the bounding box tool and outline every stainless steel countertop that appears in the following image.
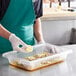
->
[0,45,76,76]
[42,8,76,21]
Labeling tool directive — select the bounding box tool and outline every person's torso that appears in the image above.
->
[0,0,42,21]
[0,0,36,54]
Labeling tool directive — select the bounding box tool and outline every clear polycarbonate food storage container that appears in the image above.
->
[2,43,72,71]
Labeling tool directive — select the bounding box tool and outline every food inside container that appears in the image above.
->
[24,52,52,61]
[2,43,72,71]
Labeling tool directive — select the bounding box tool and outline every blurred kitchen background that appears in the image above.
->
[43,0,76,8]
[41,0,76,45]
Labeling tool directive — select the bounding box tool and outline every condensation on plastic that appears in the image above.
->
[2,43,72,70]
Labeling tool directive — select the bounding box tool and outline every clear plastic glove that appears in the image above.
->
[37,40,45,44]
[46,44,59,53]
[33,43,60,54]
[9,34,33,53]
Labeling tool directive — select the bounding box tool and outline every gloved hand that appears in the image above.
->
[37,40,45,44]
[9,34,33,52]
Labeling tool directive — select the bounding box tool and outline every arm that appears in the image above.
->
[0,24,11,39]
[34,18,45,43]
[0,24,30,52]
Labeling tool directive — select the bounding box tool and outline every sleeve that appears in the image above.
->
[34,0,43,19]
[0,0,10,22]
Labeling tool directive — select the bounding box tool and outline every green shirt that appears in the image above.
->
[0,0,36,54]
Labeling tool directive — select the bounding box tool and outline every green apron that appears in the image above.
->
[0,0,36,54]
